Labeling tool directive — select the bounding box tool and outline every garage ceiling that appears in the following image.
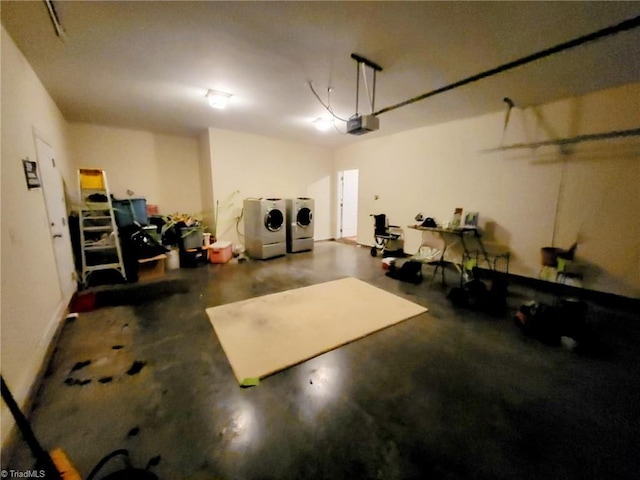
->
[2,1,639,148]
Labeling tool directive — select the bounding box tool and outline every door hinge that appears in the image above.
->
[51,157,56,167]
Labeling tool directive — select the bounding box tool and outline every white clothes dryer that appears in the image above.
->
[243,198,287,259]
[286,197,314,253]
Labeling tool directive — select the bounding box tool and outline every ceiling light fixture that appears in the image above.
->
[313,117,333,131]
[207,90,232,109]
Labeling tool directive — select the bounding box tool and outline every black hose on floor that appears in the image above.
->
[0,375,62,480]
[85,449,131,480]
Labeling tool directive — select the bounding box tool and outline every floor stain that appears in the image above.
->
[70,360,91,373]
[64,378,92,387]
[126,360,146,376]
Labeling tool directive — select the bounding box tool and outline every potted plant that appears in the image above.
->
[161,212,206,250]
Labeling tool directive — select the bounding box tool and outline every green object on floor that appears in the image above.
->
[465,258,477,271]
[241,377,260,387]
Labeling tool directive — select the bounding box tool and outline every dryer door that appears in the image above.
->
[297,207,313,228]
[265,208,284,232]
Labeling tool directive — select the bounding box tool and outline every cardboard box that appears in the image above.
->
[209,241,232,264]
[138,254,167,280]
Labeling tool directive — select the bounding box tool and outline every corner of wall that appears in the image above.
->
[198,130,215,232]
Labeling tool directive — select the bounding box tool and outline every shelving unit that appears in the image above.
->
[77,169,126,286]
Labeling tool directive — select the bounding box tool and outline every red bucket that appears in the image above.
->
[69,292,96,313]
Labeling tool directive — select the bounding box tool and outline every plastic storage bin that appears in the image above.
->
[180,227,204,250]
[113,198,148,227]
[209,241,232,264]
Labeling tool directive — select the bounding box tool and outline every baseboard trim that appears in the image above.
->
[1,289,74,456]
[474,267,640,311]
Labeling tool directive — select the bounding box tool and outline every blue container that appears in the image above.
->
[113,198,148,227]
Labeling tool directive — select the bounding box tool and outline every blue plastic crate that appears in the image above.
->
[113,198,148,227]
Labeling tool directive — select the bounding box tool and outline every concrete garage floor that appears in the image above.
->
[3,241,640,479]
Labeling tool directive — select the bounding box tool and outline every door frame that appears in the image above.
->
[33,131,76,299]
[337,169,359,240]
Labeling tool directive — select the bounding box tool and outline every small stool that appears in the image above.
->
[539,265,558,281]
[556,258,583,286]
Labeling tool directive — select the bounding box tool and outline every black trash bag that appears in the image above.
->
[465,278,487,308]
[557,299,586,336]
[120,224,169,260]
[447,286,469,307]
[386,260,423,284]
[161,221,185,247]
[448,270,508,315]
[485,274,508,315]
[514,301,560,345]
[514,300,589,347]
[447,278,488,309]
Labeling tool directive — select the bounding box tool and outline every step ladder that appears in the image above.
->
[77,169,127,286]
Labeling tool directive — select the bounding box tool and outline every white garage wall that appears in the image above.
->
[1,27,76,446]
[334,83,640,298]
[68,123,202,215]
[207,128,333,245]
[155,134,202,216]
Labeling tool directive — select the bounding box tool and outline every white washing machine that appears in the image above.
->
[243,198,286,259]
[286,197,314,253]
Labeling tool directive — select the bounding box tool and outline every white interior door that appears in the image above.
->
[338,169,359,239]
[35,135,75,298]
